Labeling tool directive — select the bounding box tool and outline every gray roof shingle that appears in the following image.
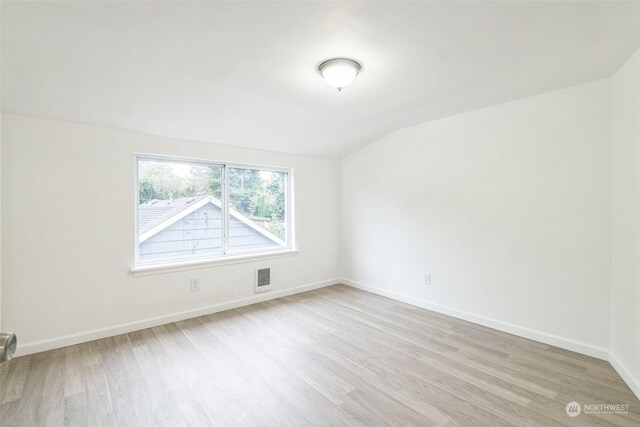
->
[138,195,209,235]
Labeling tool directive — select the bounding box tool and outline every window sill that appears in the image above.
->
[130,249,298,277]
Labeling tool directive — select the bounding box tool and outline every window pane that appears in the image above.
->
[228,167,287,252]
[138,159,223,262]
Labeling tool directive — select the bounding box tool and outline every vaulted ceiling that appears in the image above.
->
[2,1,639,157]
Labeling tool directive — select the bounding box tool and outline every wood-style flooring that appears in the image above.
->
[1,284,639,426]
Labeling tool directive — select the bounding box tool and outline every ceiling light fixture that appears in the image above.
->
[318,58,361,92]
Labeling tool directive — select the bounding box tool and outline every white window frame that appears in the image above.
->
[131,154,296,276]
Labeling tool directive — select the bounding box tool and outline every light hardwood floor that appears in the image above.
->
[1,284,638,426]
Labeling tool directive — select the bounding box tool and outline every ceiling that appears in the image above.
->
[2,1,639,158]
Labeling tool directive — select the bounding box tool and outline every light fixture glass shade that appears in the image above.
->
[318,58,361,92]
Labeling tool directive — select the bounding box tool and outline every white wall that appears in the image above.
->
[1,114,341,355]
[610,47,640,396]
[1,6,3,333]
[340,79,612,357]
[1,63,637,397]
[0,106,2,333]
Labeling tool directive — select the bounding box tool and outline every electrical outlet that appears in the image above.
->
[190,278,201,292]
[424,273,432,286]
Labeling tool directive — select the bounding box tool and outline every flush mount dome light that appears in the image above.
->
[318,58,361,92]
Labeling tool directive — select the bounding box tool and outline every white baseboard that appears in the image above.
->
[609,352,640,400]
[340,278,609,360]
[15,276,639,401]
[16,278,340,357]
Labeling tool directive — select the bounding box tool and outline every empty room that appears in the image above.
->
[1,1,639,426]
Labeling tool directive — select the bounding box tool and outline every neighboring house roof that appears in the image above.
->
[138,195,285,246]
[139,195,208,235]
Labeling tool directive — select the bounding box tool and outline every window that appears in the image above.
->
[136,155,292,266]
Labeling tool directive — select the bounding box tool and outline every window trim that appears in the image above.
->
[133,153,295,273]
[130,249,299,277]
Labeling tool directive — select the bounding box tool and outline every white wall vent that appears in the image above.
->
[255,266,271,293]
